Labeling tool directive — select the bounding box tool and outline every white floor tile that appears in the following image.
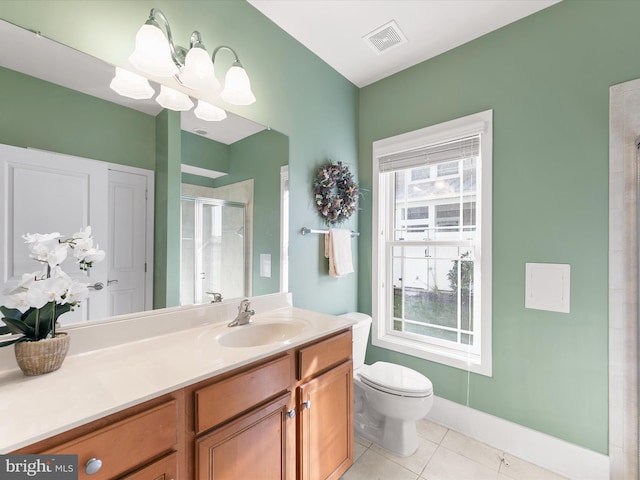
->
[417,418,448,444]
[440,429,503,471]
[369,433,438,475]
[421,446,499,480]
[341,449,419,480]
[345,420,569,480]
[353,439,368,463]
[355,434,372,448]
[499,453,568,480]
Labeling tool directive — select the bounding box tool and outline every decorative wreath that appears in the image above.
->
[313,160,359,225]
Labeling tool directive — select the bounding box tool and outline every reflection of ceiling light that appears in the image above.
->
[156,85,194,111]
[194,100,227,121]
[111,8,256,121]
[109,67,154,99]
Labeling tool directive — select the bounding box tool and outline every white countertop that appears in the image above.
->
[0,293,355,452]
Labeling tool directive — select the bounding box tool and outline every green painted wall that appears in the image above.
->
[359,0,640,454]
[0,66,155,168]
[224,130,288,296]
[0,0,360,315]
[181,131,230,174]
[154,110,182,308]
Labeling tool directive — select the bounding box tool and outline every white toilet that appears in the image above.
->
[341,312,434,457]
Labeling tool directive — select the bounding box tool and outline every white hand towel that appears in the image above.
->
[324,228,354,277]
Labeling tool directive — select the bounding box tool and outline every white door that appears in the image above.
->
[107,169,150,317]
[0,144,109,324]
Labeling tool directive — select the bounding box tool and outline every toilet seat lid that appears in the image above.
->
[358,362,433,397]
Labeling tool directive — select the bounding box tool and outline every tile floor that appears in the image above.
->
[341,418,568,480]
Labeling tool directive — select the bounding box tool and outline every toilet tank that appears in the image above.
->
[340,312,372,370]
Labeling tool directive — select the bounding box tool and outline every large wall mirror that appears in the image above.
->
[0,18,288,329]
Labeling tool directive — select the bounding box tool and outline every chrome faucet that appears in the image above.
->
[206,291,223,303]
[228,299,255,327]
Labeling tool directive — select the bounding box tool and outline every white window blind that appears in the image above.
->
[379,136,480,173]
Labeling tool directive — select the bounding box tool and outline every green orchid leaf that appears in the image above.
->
[0,317,34,337]
[0,325,11,335]
[21,307,52,340]
[37,317,53,339]
[0,306,23,321]
[36,303,54,321]
[22,308,37,325]
[0,336,26,347]
[55,303,72,318]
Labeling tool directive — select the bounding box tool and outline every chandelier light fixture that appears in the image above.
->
[110,8,256,122]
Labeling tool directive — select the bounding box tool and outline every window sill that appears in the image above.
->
[372,332,492,377]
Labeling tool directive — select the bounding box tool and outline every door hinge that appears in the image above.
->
[144,262,147,273]
[145,189,148,200]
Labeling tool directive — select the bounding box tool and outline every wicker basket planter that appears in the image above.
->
[14,333,70,376]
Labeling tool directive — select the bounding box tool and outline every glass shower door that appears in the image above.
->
[181,197,247,305]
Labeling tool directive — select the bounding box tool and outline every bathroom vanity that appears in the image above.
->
[0,294,355,480]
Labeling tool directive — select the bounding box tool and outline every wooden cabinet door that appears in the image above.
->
[196,393,291,480]
[298,361,353,480]
[120,451,178,480]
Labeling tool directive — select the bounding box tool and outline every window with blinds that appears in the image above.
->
[372,110,493,376]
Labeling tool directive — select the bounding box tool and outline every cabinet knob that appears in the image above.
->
[286,409,296,419]
[302,400,311,410]
[85,457,103,475]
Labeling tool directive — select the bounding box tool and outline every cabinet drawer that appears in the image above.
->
[48,401,177,480]
[195,355,292,434]
[121,451,178,480]
[298,330,352,381]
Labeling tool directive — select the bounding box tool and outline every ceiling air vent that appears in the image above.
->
[363,20,407,56]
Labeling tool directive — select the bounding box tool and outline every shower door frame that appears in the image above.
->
[181,195,248,304]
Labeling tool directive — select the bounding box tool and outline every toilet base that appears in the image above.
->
[354,412,419,457]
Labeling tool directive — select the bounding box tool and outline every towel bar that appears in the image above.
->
[300,227,359,237]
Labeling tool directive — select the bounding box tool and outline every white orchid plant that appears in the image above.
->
[0,227,105,347]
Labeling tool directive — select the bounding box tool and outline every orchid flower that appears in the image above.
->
[64,282,90,305]
[1,226,105,343]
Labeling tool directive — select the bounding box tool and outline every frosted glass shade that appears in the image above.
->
[181,47,220,94]
[129,24,178,77]
[220,64,256,105]
[109,67,155,99]
[194,100,227,121]
[155,85,194,111]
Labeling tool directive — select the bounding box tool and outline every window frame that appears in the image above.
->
[372,110,493,376]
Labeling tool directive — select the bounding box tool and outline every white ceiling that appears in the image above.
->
[248,0,561,87]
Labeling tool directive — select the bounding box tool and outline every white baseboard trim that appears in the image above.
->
[427,396,610,480]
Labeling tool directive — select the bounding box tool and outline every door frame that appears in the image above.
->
[609,78,639,477]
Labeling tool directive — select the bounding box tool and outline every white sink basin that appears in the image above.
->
[216,322,306,348]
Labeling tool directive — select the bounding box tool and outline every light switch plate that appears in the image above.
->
[525,263,570,313]
[260,254,272,278]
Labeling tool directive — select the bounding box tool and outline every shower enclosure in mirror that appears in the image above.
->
[181,197,247,305]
